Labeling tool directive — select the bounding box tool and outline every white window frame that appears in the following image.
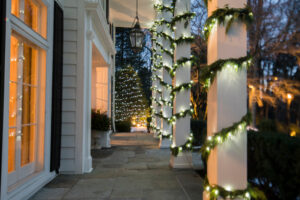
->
[1,0,55,199]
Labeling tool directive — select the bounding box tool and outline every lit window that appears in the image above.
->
[11,0,47,38]
[8,34,46,184]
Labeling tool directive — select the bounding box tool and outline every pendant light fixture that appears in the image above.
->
[129,0,144,53]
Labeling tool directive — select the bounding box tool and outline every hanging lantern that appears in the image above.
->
[129,0,144,52]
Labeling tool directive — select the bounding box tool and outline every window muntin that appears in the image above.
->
[8,34,46,178]
[11,0,47,38]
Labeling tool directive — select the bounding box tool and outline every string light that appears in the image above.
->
[151,3,264,199]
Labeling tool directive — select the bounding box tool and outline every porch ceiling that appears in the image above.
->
[110,0,156,28]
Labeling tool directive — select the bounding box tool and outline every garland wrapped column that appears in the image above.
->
[204,0,248,199]
[153,13,164,138]
[159,0,174,148]
[170,0,193,168]
[150,32,158,134]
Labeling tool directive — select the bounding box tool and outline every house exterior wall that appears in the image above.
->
[60,0,115,174]
[0,0,115,199]
[60,0,80,173]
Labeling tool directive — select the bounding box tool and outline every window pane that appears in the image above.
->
[9,83,18,127]
[11,0,20,18]
[23,43,37,85]
[21,125,35,166]
[22,85,36,124]
[8,128,16,173]
[10,36,19,82]
[24,0,39,33]
[11,0,47,38]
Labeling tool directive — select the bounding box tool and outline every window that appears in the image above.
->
[8,33,46,185]
[11,0,47,38]
[95,67,108,112]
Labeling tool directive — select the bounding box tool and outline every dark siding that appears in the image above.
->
[0,0,6,192]
[106,0,109,24]
[50,1,64,172]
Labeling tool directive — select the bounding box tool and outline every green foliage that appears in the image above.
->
[248,131,300,199]
[257,118,278,132]
[200,113,251,162]
[203,5,253,40]
[203,176,267,200]
[115,121,131,132]
[199,56,252,88]
[91,109,110,131]
[170,133,194,156]
[146,117,151,132]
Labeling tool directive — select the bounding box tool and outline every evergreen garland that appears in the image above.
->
[203,5,253,40]
[149,1,265,200]
[203,176,267,200]
[200,56,252,88]
[200,113,251,163]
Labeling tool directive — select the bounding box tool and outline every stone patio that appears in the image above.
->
[30,132,203,200]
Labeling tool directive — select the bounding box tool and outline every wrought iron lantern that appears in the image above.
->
[129,0,144,52]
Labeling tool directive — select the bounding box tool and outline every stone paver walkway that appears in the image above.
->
[31,132,203,200]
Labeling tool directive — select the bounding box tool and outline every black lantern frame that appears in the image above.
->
[129,0,144,53]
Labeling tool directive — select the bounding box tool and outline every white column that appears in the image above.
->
[153,13,164,138]
[170,0,192,168]
[151,33,157,135]
[160,0,173,148]
[111,55,116,132]
[204,0,247,199]
[82,16,93,173]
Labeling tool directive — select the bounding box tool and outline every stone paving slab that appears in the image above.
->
[30,132,203,200]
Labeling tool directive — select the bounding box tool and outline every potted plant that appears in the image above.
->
[91,109,112,149]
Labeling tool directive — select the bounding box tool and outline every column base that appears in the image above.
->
[153,131,160,139]
[159,138,172,148]
[169,151,193,169]
[84,155,93,173]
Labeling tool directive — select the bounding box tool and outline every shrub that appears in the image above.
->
[116,121,131,132]
[257,118,277,132]
[191,119,206,146]
[147,117,152,133]
[91,109,110,131]
[248,131,300,200]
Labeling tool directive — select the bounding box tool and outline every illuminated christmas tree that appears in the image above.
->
[115,66,149,126]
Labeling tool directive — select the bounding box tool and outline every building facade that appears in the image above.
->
[0,0,115,199]
[0,0,248,199]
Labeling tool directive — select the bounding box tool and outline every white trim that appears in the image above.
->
[8,171,56,200]
[1,1,13,199]
[74,0,85,173]
[1,0,55,199]
[85,0,116,55]
[10,16,48,50]
[69,1,116,174]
